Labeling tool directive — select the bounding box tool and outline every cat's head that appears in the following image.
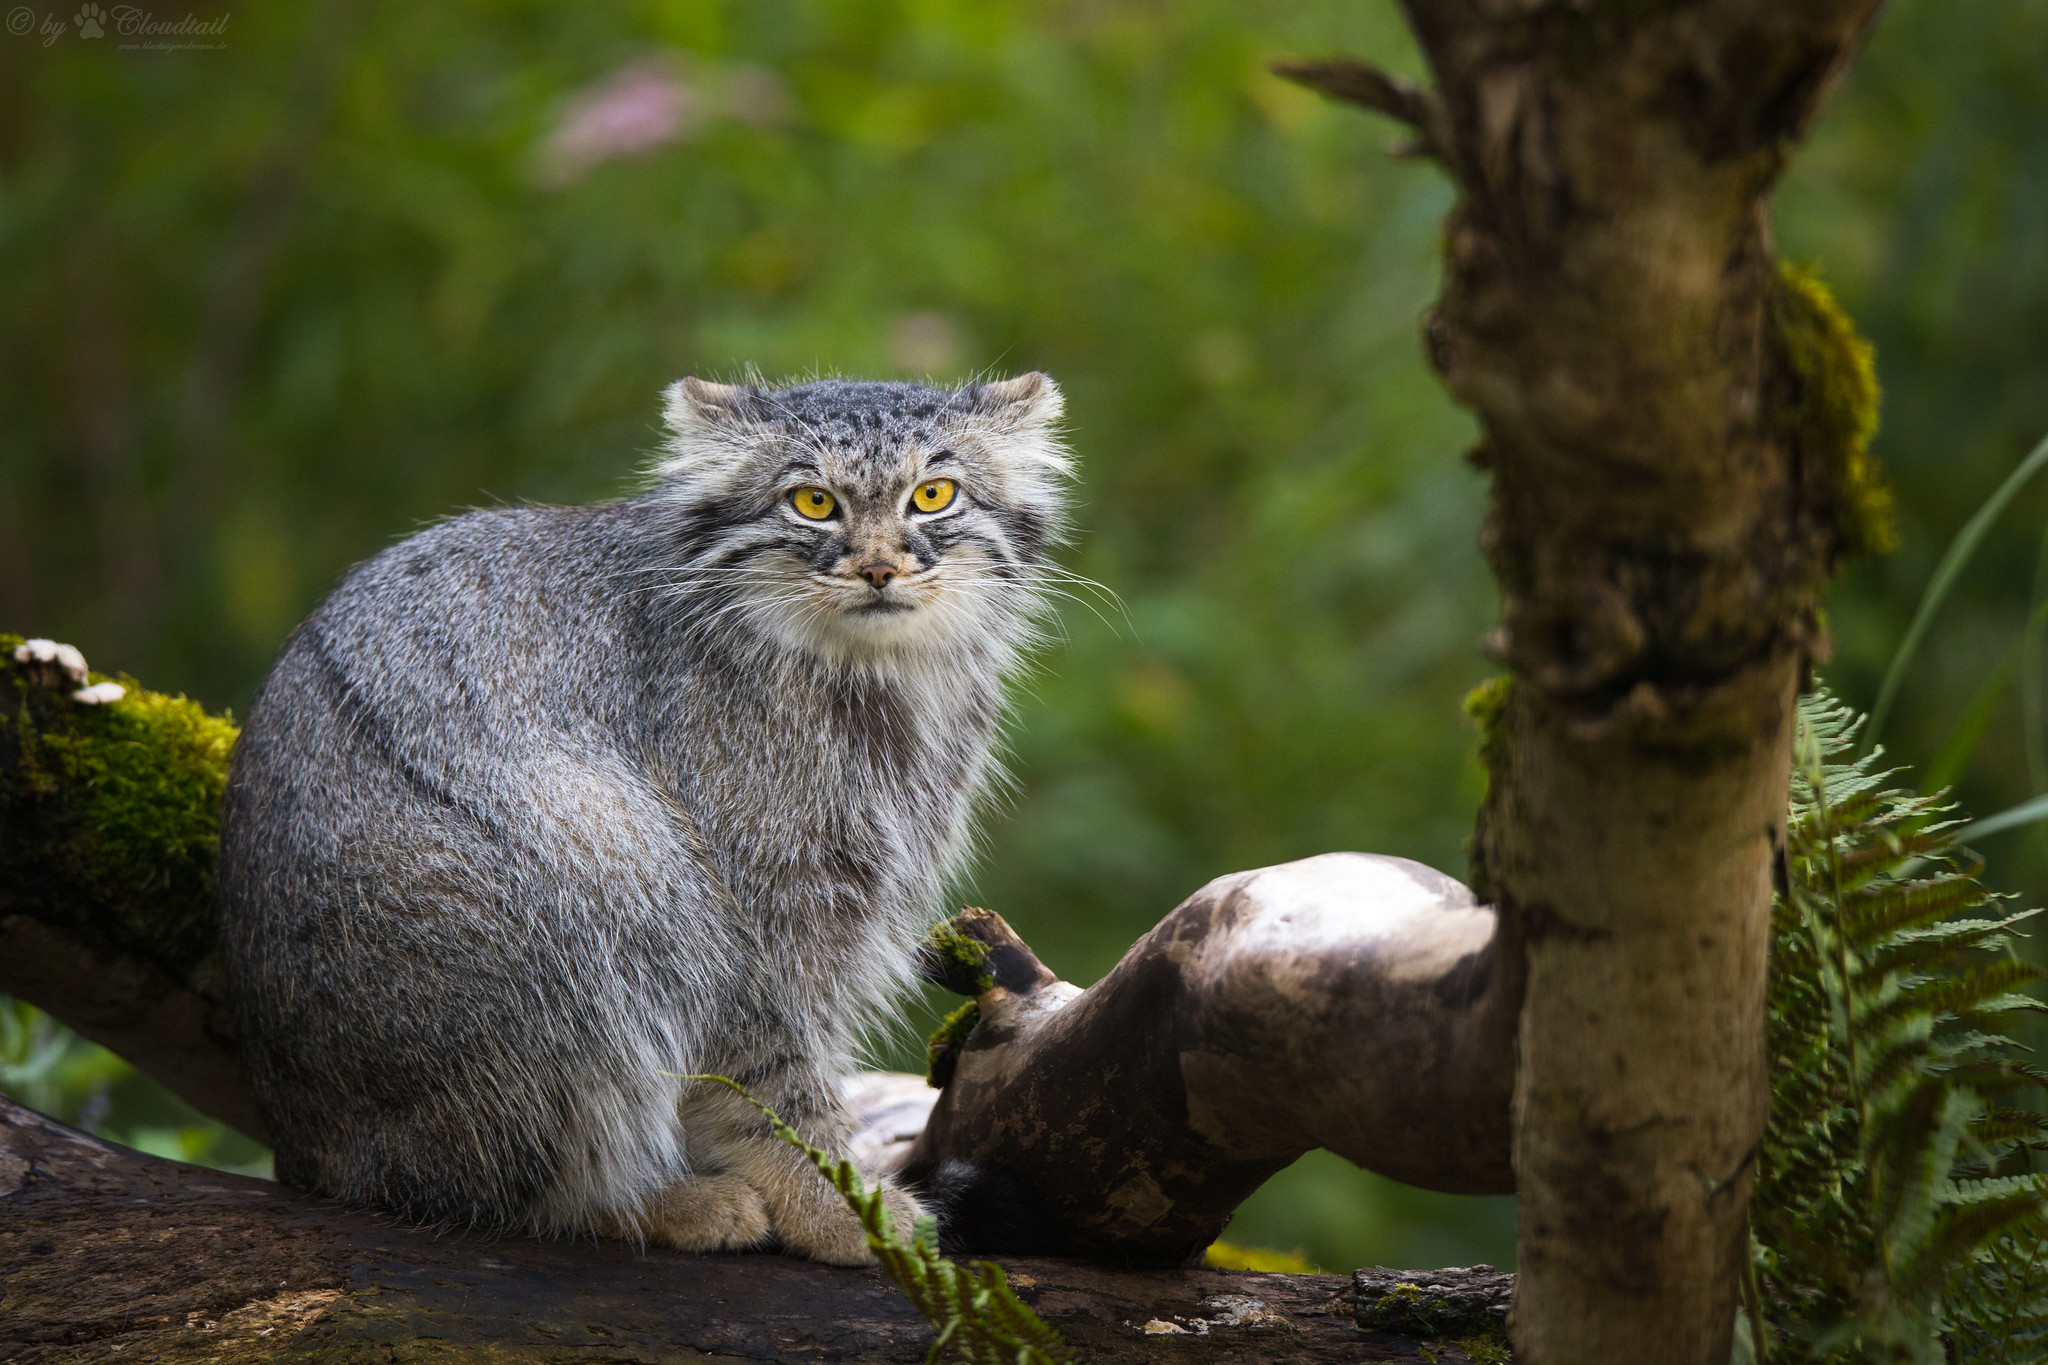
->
[650,374,1071,669]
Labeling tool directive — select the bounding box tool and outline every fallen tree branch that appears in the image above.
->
[907,858,1516,1262]
[3,635,1517,1267]
[0,1096,1488,1364]
[3,636,1520,1356]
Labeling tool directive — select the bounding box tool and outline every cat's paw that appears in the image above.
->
[776,1180,923,1267]
[876,1182,926,1247]
[635,1173,772,1253]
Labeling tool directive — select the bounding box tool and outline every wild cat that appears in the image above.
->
[216,373,1069,1262]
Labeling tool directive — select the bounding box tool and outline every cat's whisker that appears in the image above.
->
[994,579,1119,638]
[1036,567,1130,624]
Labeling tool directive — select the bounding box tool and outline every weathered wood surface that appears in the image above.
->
[908,860,1515,1263]
[0,1097,1497,1364]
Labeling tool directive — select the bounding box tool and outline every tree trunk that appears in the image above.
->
[1281,2,1885,1360]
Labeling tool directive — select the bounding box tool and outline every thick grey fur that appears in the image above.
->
[217,374,1070,1253]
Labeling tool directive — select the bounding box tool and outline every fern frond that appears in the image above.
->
[1792,785,1893,840]
[1950,1234,2048,1362]
[1895,1193,2048,1302]
[1971,1110,2048,1149]
[1881,962,2047,1026]
[1870,919,2028,978]
[1861,1034,1945,1100]
[1756,688,2048,1362]
[681,1074,1070,1365]
[1947,1174,2048,1205]
[1937,1057,2048,1099]
[1843,877,1993,943]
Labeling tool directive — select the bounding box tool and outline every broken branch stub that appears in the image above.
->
[904,853,1518,1263]
[1269,59,1451,162]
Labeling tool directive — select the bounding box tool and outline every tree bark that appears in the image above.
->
[0,1094,1498,1365]
[1283,3,1884,1361]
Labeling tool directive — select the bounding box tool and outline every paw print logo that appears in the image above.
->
[73,2,103,38]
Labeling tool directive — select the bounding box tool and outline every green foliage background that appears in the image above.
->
[1,0,2044,1274]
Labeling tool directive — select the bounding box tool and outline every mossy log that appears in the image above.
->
[0,634,262,1141]
[2,636,1519,1358]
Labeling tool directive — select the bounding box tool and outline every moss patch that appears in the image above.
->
[1,633,237,976]
[1462,674,1513,904]
[1462,674,1512,773]
[1767,260,1893,561]
[1356,1269,1512,1356]
[920,917,996,996]
[924,999,981,1089]
[1455,1321,1512,1364]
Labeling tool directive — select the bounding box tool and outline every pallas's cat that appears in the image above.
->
[217,374,1068,1262]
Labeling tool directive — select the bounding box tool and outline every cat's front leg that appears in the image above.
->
[602,1172,772,1252]
[726,1126,923,1266]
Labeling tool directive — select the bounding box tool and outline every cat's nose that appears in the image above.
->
[859,561,898,588]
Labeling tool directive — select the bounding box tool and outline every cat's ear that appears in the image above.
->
[955,373,1072,531]
[657,378,765,492]
[663,377,762,434]
[964,372,1063,428]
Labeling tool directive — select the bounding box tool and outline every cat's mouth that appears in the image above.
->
[824,567,936,619]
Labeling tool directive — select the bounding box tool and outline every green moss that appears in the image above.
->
[1383,1281,1430,1315]
[1767,260,1893,560]
[1368,1280,1513,1363]
[1461,675,1513,904]
[1455,1321,1512,1364]
[924,999,981,1088]
[1,632,237,976]
[921,918,995,995]
[1462,675,1512,771]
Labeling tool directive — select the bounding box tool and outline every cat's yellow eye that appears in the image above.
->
[791,487,837,520]
[911,478,957,514]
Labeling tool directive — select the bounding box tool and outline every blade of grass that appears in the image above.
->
[1868,429,2048,752]
[1922,640,2021,797]
[1959,792,2048,844]
[2024,519,2048,850]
